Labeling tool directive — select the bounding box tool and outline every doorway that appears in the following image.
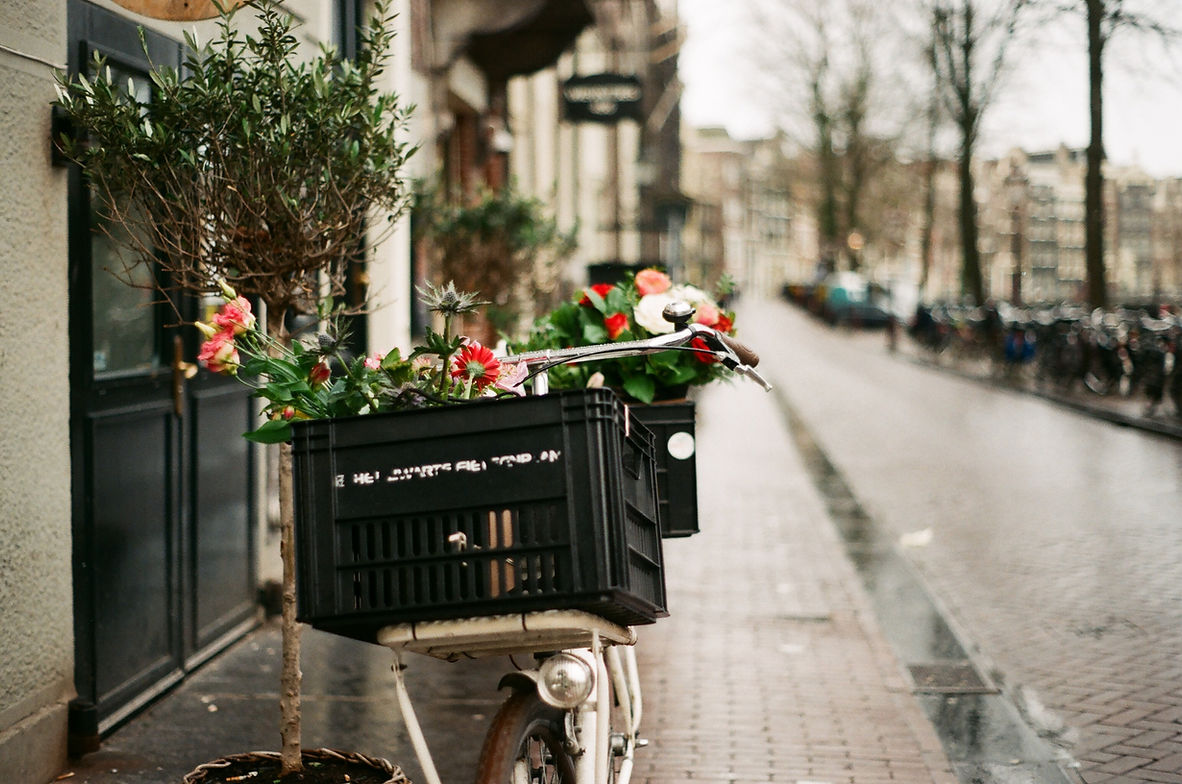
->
[67,0,258,733]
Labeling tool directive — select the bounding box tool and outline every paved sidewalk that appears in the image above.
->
[633,378,956,784]
[63,351,957,784]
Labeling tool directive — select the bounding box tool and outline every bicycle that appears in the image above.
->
[372,299,768,784]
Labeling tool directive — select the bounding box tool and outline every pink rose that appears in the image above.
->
[364,353,384,370]
[197,331,240,375]
[693,300,721,327]
[213,297,256,335]
[635,269,672,296]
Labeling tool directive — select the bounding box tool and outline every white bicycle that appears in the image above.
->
[375,301,768,784]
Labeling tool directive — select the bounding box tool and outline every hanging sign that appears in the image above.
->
[562,73,643,123]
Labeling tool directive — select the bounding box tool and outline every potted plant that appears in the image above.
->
[412,183,577,343]
[515,269,740,537]
[54,1,415,779]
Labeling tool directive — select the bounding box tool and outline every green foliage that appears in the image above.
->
[54,0,416,316]
[200,286,523,444]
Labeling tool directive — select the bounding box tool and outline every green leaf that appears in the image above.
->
[623,375,655,404]
[581,320,608,344]
[604,286,632,313]
[585,289,607,313]
[243,418,291,443]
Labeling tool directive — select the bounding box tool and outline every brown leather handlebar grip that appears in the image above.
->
[720,334,760,367]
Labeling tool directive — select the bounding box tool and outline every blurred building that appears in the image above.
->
[977,145,1182,305]
[682,127,802,297]
[505,0,685,297]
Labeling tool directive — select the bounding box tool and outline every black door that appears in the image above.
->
[67,0,257,732]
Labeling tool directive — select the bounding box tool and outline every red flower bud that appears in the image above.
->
[309,361,331,386]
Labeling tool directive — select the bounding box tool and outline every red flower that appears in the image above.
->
[716,313,734,333]
[689,336,719,364]
[451,341,501,389]
[579,283,614,305]
[604,312,628,340]
[309,360,332,386]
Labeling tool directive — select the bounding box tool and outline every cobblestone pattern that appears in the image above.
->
[753,302,1182,784]
[632,378,957,784]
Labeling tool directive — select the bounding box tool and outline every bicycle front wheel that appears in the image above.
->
[475,690,576,784]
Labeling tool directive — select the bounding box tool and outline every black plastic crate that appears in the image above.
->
[291,388,666,643]
[629,402,699,537]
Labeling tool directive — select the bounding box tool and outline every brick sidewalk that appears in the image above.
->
[632,378,957,784]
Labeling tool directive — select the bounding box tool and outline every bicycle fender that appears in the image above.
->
[497,670,539,693]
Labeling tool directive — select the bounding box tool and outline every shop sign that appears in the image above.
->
[562,73,643,123]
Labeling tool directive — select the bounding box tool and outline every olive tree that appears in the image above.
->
[54,1,415,774]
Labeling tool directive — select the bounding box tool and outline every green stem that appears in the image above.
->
[437,313,454,397]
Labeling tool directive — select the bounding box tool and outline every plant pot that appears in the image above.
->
[182,748,408,784]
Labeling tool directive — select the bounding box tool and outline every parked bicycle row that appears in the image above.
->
[908,301,1182,418]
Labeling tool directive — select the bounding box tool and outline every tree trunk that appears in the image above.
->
[919,155,937,298]
[267,308,303,777]
[958,135,985,305]
[1085,0,1108,309]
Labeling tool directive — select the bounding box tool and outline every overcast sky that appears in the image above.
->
[677,0,1182,178]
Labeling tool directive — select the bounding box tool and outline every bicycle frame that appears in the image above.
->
[378,610,640,784]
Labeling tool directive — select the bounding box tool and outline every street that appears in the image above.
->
[744,298,1182,783]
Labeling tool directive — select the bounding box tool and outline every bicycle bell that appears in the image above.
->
[662,300,695,329]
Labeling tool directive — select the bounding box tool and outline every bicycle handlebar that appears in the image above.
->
[501,314,772,392]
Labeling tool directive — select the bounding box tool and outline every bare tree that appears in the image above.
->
[928,0,1030,305]
[918,28,942,298]
[746,0,902,273]
[1056,0,1177,308]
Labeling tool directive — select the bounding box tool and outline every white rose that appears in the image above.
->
[670,284,711,306]
[633,293,677,334]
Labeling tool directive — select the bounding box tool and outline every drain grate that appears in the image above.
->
[907,661,997,694]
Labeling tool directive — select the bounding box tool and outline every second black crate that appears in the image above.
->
[629,401,699,538]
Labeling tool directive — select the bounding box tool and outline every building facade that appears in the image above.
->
[0,0,660,781]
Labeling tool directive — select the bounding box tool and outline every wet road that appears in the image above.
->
[744,299,1182,782]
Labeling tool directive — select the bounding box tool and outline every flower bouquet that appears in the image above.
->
[197,281,528,444]
[516,269,737,403]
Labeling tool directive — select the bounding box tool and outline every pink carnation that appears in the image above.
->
[693,301,721,327]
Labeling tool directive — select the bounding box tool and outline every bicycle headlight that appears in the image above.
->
[537,653,594,709]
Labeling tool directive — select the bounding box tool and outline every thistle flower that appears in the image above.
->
[417,280,490,317]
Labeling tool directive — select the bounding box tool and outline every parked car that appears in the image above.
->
[817,272,892,328]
